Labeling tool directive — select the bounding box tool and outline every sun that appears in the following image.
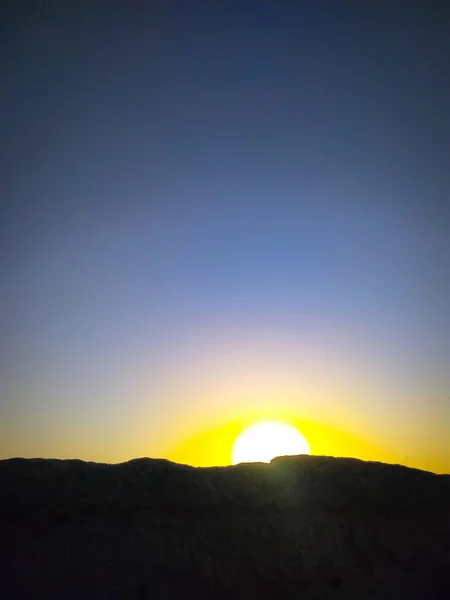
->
[231,421,311,465]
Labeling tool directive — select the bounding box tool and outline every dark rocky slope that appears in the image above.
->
[1,455,449,599]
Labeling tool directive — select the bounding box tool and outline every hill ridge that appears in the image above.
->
[2,455,450,599]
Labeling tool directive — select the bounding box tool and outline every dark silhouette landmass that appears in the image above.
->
[1,455,450,599]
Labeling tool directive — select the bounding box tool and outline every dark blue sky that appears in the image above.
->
[2,1,449,469]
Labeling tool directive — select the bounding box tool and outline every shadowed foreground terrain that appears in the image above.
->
[1,455,450,599]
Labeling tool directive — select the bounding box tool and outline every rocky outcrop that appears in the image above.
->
[2,455,449,599]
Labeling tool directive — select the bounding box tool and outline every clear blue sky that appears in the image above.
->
[1,0,449,470]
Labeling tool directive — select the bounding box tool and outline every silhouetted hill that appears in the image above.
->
[2,455,449,599]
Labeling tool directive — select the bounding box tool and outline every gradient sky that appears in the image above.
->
[2,1,449,472]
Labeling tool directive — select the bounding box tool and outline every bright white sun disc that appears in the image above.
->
[232,421,311,465]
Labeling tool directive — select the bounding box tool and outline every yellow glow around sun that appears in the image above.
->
[231,421,311,464]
